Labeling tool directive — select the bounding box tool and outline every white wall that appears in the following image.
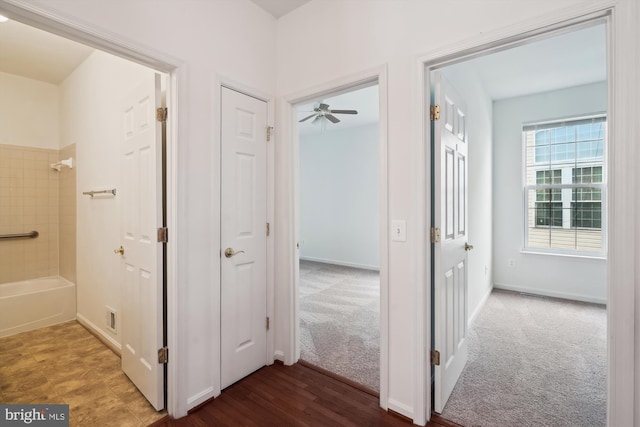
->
[275,0,595,418]
[493,82,607,303]
[11,0,639,423]
[440,67,494,324]
[59,50,156,347]
[0,71,59,150]
[299,123,379,270]
[28,0,278,413]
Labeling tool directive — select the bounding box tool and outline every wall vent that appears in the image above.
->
[106,306,117,334]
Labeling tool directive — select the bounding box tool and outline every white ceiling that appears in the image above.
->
[0,18,93,84]
[250,0,311,18]
[442,24,606,100]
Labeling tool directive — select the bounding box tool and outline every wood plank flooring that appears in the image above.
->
[151,363,451,427]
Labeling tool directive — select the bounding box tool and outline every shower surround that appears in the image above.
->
[0,143,76,285]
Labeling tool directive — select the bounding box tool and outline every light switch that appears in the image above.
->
[391,220,407,242]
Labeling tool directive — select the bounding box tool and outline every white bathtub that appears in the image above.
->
[0,277,76,338]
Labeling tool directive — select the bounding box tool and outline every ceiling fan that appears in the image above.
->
[298,103,358,124]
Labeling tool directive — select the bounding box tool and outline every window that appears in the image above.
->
[523,116,606,255]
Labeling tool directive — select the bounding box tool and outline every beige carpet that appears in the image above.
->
[441,289,607,427]
[299,260,380,391]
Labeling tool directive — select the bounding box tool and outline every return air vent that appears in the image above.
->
[106,306,117,334]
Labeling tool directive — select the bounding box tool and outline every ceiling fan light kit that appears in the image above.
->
[299,103,358,124]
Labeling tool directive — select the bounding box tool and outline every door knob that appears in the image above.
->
[224,248,245,258]
[114,245,125,255]
[464,243,474,251]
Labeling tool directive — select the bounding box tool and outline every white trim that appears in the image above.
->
[214,75,276,390]
[186,386,216,408]
[282,64,390,410]
[494,283,606,306]
[387,398,414,420]
[417,2,636,425]
[299,256,380,272]
[76,313,122,354]
[0,0,186,418]
[468,285,494,327]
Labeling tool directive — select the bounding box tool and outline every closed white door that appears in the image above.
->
[433,72,470,413]
[119,74,164,410]
[220,87,268,389]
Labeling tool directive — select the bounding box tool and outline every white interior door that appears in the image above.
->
[433,72,470,413]
[220,86,268,389]
[120,74,164,410]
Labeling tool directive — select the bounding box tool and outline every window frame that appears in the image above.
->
[522,114,607,258]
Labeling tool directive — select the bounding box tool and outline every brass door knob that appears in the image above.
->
[464,243,474,251]
[114,245,125,255]
[224,248,245,258]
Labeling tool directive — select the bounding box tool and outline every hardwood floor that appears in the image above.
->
[151,363,451,427]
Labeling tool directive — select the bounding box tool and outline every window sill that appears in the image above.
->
[520,249,607,260]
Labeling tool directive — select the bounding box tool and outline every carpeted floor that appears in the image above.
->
[299,260,380,391]
[441,289,607,427]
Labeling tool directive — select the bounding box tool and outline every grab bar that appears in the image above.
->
[83,189,116,198]
[0,231,39,240]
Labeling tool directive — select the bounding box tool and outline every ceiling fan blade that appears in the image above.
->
[329,109,358,115]
[325,114,341,123]
[299,113,317,122]
[318,103,330,111]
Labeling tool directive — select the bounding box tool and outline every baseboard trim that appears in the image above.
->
[493,283,607,305]
[387,398,413,421]
[187,386,216,409]
[468,284,493,327]
[76,313,121,355]
[300,256,379,271]
[273,350,285,363]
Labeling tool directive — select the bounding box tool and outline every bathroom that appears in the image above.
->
[0,17,166,416]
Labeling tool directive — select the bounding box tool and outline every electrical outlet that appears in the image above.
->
[508,259,515,268]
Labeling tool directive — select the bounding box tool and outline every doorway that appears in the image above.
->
[0,13,173,418]
[296,83,381,393]
[428,19,608,426]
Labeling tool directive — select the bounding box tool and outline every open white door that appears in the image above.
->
[119,74,164,410]
[433,72,470,413]
[220,87,268,389]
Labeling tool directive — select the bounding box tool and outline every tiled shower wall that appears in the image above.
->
[0,144,76,284]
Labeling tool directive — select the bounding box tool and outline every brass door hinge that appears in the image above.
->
[430,227,441,244]
[156,107,168,123]
[266,126,274,142]
[266,223,270,236]
[158,346,169,364]
[157,227,168,243]
[430,104,440,121]
[266,317,270,331]
[431,349,440,366]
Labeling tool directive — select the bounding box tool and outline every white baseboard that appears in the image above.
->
[187,386,217,409]
[273,350,285,363]
[299,256,379,271]
[469,284,493,327]
[76,313,122,354]
[387,398,413,421]
[493,283,607,305]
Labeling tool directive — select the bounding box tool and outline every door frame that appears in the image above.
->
[213,77,276,392]
[0,0,184,417]
[280,65,389,409]
[417,2,636,425]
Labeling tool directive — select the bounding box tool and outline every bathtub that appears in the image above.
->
[0,277,76,338]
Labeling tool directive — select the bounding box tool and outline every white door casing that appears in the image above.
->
[120,73,165,411]
[220,87,268,389]
[433,72,469,413]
